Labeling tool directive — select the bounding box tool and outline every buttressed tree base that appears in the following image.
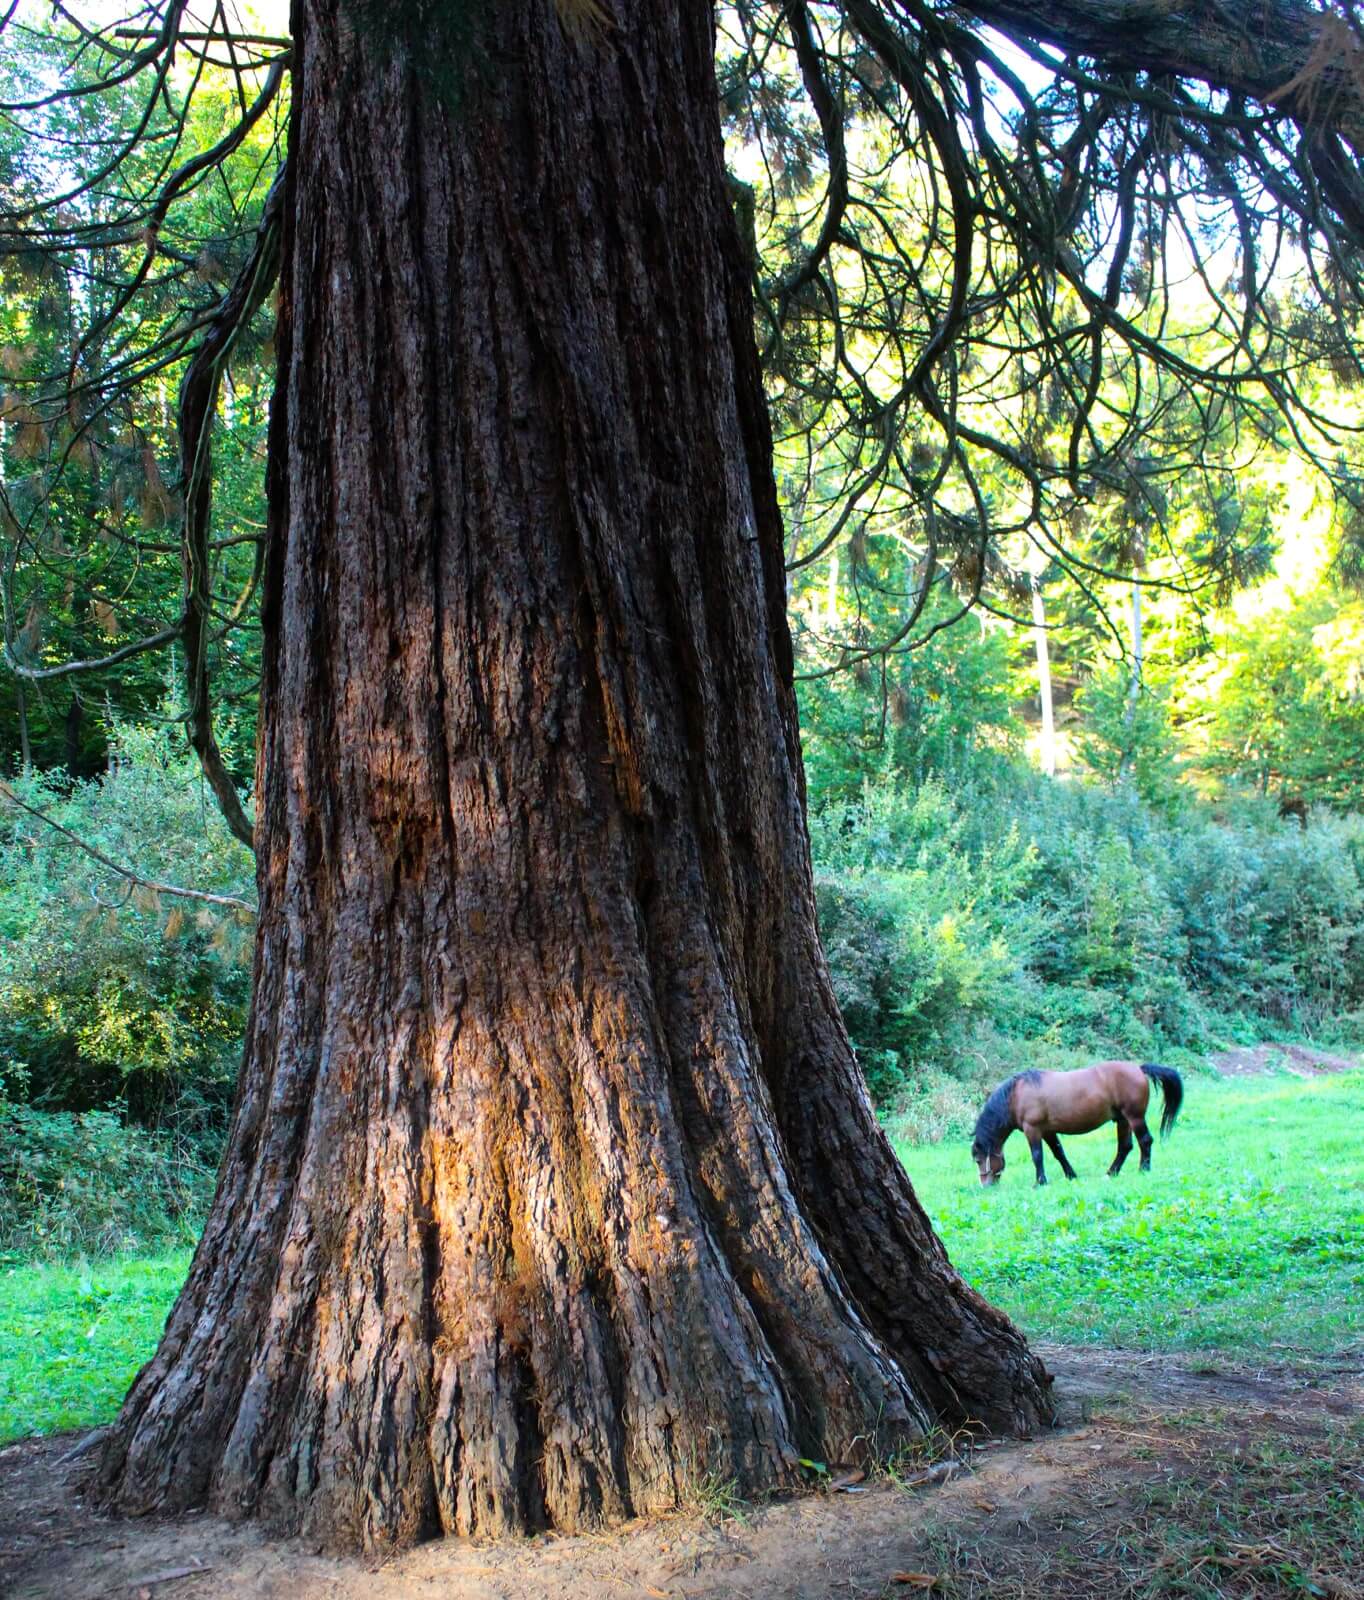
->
[94,0,1053,1551]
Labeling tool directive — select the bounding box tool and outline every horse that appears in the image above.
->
[970,1061,1183,1186]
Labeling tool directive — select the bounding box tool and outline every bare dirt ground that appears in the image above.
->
[1209,1041,1360,1077]
[3,1345,1360,1600]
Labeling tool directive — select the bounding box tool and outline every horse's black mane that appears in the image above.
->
[972,1070,1042,1154]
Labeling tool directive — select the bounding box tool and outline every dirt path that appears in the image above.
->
[3,1345,1360,1600]
[1209,1041,1360,1077]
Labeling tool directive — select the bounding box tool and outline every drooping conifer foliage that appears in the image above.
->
[2,0,1362,769]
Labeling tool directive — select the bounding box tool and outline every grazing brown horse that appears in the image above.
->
[971,1061,1183,1186]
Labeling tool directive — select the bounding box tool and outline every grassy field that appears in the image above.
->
[0,1252,190,1446]
[2,1070,1361,1446]
[899,1068,1364,1356]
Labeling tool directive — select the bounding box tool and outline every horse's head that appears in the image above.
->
[972,1077,1018,1185]
[971,1140,1005,1185]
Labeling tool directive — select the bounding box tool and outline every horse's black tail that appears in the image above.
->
[1141,1062,1184,1137]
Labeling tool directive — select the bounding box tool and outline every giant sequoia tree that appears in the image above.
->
[92,1,1057,1542]
[2,0,1362,1554]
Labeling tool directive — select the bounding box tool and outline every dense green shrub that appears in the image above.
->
[815,870,1016,1100]
[1169,814,1270,1004]
[1253,815,1364,1026]
[811,766,1364,1114]
[0,1102,215,1261]
[0,716,254,1144]
[1074,667,1183,811]
[0,720,250,1257]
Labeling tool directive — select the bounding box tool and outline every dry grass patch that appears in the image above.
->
[892,1397,1364,1600]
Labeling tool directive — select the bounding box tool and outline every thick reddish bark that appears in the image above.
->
[96,0,1052,1550]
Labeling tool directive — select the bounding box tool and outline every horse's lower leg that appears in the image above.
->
[1132,1116,1154,1171]
[1108,1116,1133,1177]
[1044,1134,1077,1179]
[1028,1137,1046,1185]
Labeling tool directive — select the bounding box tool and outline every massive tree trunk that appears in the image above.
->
[95,0,1052,1551]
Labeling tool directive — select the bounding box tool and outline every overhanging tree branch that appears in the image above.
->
[177,164,287,851]
[6,0,1364,778]
[0,778,255,912]
[950,0,1364,144]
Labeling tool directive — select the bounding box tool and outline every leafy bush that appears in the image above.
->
[1199,591,1364,811]
[1253,815,1364,1026]
[876,1064,983,1146]
[0,1102,215,1261]
[1075,667,1183,810]
[810,780,1043,1099]
[815,870,1017,1100]
[0,715,254,1146]
[812,764,1364,1114]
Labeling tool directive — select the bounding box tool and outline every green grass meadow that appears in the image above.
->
[2,1071,1361,1446]
[0,1251,190,1445]
[899,1069,1364,1356]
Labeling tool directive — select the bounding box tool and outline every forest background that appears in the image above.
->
[2,5,1363,1262]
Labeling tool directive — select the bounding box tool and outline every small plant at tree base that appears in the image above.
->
[687,1468,752,1527]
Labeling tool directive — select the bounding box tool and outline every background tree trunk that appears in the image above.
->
[15,678,30,772]
[1121,561,1145,779]
[96,0,1052,1551]
[1031,579,1056,778]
